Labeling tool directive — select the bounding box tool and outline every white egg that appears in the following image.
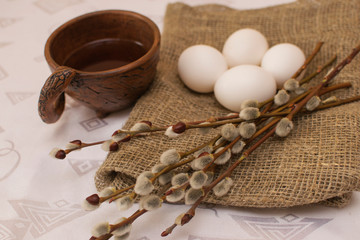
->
[177,44,228,93]
[222,28,268,68]
[261,43,305,88]
[214,65,276,112]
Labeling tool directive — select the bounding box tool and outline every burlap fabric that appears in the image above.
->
[95,0,360,208]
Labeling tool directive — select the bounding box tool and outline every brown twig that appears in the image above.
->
[299,54,337,85]
[292,41,324,79]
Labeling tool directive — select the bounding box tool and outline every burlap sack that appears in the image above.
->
[95,0,360,208]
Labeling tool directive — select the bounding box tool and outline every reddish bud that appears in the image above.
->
[181,213,193,225]
[86,194,100,205]
[161,230,169,237]
[69,139,82,146]
[172,122,186,134]
[119,135,131,142]
[55,149,66,159]
[112,130,120,136]
[161,224,176,237]
[89,237,96,240]
[140,120,152,127]
[165,188,174,196]
[109,142,119,151]
[198,152,209,157]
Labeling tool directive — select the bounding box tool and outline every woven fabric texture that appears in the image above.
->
[95,0,360,208]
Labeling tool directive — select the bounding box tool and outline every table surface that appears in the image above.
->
[1,0,359,239]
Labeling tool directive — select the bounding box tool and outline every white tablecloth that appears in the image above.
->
[1,0,359,239]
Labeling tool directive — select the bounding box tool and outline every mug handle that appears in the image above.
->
[38,66,76,123]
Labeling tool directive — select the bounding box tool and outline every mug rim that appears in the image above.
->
[45,9,160,75]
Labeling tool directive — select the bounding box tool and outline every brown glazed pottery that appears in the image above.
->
[38,10,160,123]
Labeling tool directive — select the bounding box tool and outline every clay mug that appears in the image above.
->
[38,10,160,123]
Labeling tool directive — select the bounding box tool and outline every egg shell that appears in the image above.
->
[177,44,228,93]
[214,65,276,112]
[222,28,269,67]
[261,43,306,88]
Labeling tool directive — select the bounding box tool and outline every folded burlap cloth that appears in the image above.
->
[95,0,360,208]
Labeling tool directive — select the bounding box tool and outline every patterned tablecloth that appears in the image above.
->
[1,0,359,239]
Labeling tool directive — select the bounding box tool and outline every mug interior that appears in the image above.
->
[46,10,158,72]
